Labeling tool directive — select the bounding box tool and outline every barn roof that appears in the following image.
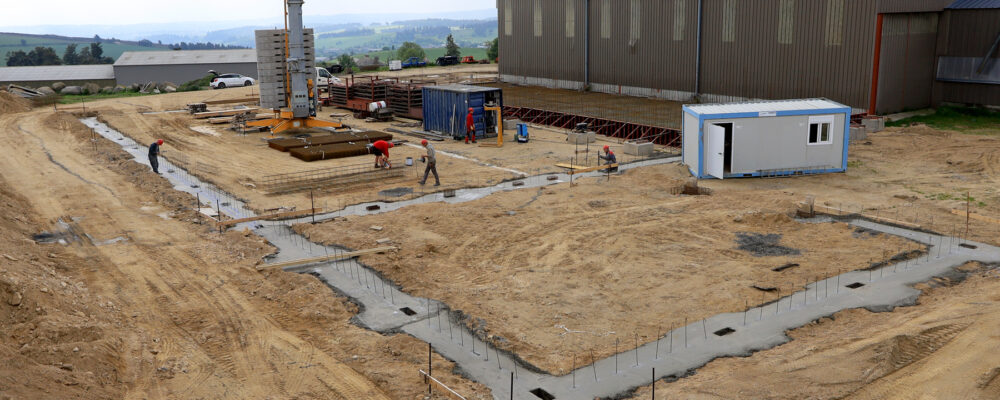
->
[114,49,256,66]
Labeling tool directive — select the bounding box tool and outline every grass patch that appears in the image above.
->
[886,106,1000,134]
[847,160,864,168]
[178,74,215,92]
[58,92,152,104]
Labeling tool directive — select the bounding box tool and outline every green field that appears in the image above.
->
[359,47,489,63]
[887,106,1000,135]
[0,32,164,64]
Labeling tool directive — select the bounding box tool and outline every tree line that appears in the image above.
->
[5,43,113,67]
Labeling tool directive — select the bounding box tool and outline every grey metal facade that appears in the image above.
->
[933,8,1000,106]
[498,0,999,115]
[114,63,257,86]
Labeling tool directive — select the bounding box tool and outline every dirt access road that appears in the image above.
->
[0,107,490,398]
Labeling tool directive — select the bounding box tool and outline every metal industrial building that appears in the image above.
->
[0,65,115,88]
[497,0,999,114]
[113,49,258,86]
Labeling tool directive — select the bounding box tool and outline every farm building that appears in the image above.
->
[113,49,258,86]
[0,65,115,88]
[682,99,851,179]
[497,0,999,114]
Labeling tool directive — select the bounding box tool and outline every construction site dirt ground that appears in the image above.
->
[4,80,1000,400]
[0,104,492,399]
[82,85,677,214]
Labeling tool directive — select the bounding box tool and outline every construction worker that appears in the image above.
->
[369,140,393,169]
[465,107,477,144]
[418,139,440,186]
[148,139,163,174]
[598,145,618,172]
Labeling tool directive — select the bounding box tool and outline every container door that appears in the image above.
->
[706,124,726,179]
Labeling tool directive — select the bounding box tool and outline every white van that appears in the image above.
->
[314,67,341,86]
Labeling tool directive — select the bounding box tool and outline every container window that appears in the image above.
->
[808,116,834,145]
[673,0,686,41]
[778,0,794,45]
[601,0,611,39]
[722,0,736,43]
[825,0,844,46]
[566,0,575,38]
[534,0,543,37]
[504,0,512,36]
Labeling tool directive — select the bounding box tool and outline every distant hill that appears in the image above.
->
[314,18,497,57]
[0,32,168,65]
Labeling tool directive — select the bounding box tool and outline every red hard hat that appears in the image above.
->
[389,142,395,148]
[421,139,428,146]
[157,139,164,145]
[603,145,609,151]
[468,108,474,112]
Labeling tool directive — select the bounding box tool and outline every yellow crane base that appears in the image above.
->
[247,112,343,135]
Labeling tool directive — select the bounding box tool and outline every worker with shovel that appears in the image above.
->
[418,139,440,186]
[598,145,618,172]
[148,139,164,174]
[465,107,477,144]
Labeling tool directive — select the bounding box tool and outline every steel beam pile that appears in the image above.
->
[387,83,424,120]
[503,106,682,147]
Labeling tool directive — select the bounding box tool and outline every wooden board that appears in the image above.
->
[418,370,467,400]
[256,246,397,271]
[193,108,260,119]
[207,114,270,124]
[217,208,321,228]
[203,97,259,105]
[566,163,619,175]
[951,209,1000,225]
[554,163,591,170]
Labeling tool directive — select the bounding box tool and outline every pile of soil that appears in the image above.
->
[0,91,31,114]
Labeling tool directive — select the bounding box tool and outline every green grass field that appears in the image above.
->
[0,33,164,64]
[887,106,1000,135]
[359,47,488,63]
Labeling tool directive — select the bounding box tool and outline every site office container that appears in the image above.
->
[422,85,504,139]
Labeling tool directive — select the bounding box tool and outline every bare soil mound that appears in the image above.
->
[0,91,31,114]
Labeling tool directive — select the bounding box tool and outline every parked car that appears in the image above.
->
[436,56,459,66]
[461,56,477,64]
[314,67,341,86]
[326,64,344,74]
[402,57,427,68]
[211,73,255,89]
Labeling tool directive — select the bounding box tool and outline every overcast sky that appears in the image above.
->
[3,0,497,27]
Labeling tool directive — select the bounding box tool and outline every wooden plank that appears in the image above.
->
[814,204,922,229]
[256,246,397,271]
[193,108,260,119]
[207,114,270,124]
[951,209,1000,225]
[203,97,259,105]
[418,370,467,400]
[217,208,321,228]
[554,163,590,170]
[566,163,619,175]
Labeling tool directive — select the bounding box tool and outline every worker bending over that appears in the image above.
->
[599,145,618,172]
[369,140,393,169]
[465,107,477,144]
[148,139,164,174]
[418,139,440,186]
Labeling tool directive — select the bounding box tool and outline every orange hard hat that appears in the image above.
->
[157,139,164,145]
[421,139,428,146]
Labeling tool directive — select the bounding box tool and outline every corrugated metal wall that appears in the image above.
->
[700,0,877,109]
[877,0,953,13]
[934,9,1000,107]
[876,13,940,113]
[498,0,586,82]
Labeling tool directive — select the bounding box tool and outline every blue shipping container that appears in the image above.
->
[422,85,503,139]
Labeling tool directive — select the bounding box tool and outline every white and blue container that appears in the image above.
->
[682,99,852,179]
[422,84,503,139]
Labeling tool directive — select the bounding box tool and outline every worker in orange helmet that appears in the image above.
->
[598,145,618,172]
[369,140,393,169]
[418,139,440,186]
[465,107,477,144]
[148,139,164,174]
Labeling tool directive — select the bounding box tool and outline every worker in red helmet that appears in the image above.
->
[148,139,164,174]
[598,144,618,172]
[465,107,477,144]
[418,139,440,186]
[369,140,393,169]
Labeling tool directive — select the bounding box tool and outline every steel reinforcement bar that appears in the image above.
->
[502,106,682,147]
